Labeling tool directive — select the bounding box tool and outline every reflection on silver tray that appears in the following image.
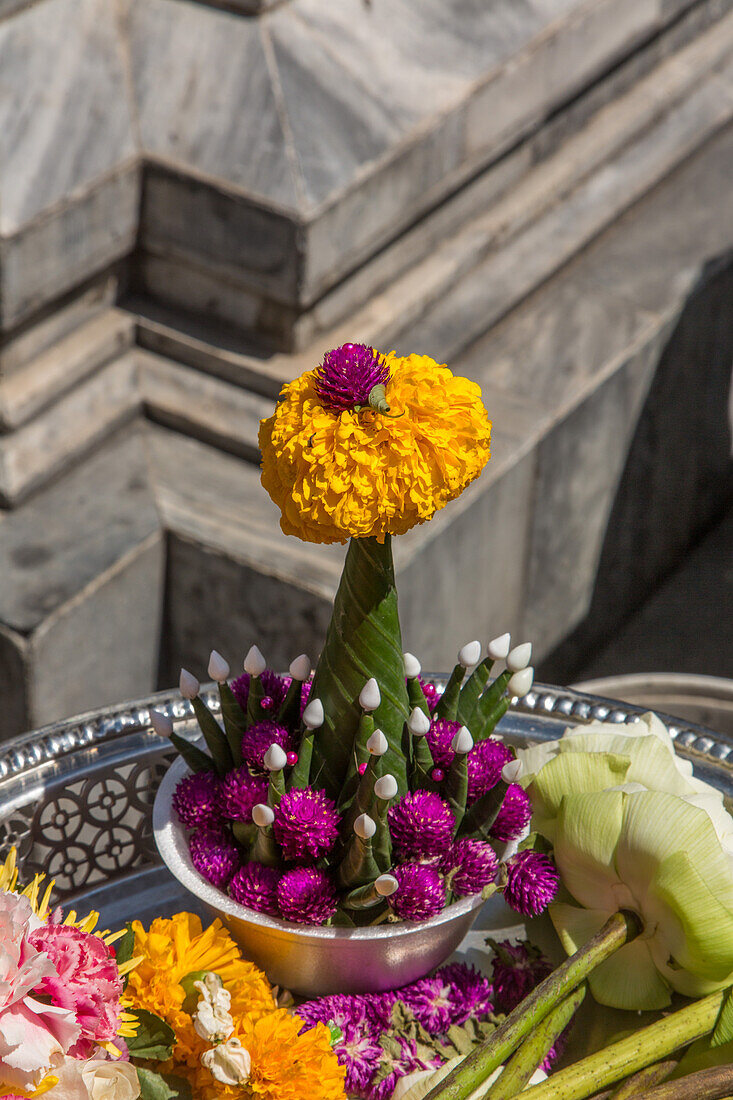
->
[0,682,730,932]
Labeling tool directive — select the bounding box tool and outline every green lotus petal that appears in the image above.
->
[554,791,631,911]
[549,902,611,955]
[554,733,698,798]
[529,753,631,839]
[588,938,672,1011]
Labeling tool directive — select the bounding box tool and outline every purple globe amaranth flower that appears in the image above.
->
[189,824,239,888]
[273,786,340,861]
[503,851,559,917]
[390,863,446,922]
[426,718,461,770]
[490,783,533,842]
[440,839,498,896]
[240,719,293,770]
[277,867,337,925]
[490,939,553,1014]
[467,738,514,803]
[229,861,281,915]
[435,962,494,1025]
[172,770,221,829]
[388,791,454,860]
[334,1023,384,1095]
[314,343,389,413]
[418,677,441,712]
[231,669,289,714]
[401,975,455,1034]
[297,994,371,1036]
[220,767,268,822]
[299,678,312,717]
[364,1037,441,1100]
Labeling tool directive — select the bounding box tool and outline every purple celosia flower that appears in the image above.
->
[229,861,280,915]
[435,962,494,1025]
[220,766,268,822]
[273,787,340,861]
[365,1037,441,1100]
[388,791,454,860]
[240,719,293,770]
[490,783,533,842]
[189,824,239,888]
[231,669,290,715]
[401,975,455,1034]
[426,718,461,771]
[172,770,221,829]
[440,839,498,896]
[313,343,390,413]
[467,738,514,803]
[390,863,446,922]
[503,851,559,917]
[277,867,337,925]
[490,940,553,1014]
[418,677,441,712]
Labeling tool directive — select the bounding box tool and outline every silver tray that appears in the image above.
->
[1,683,731,932]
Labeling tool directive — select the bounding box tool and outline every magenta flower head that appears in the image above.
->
[297,994,371,1035]
[333,1023,384,1095]
[426,718,461,770]
[231,669,290,715]
[435,962,494,1024]
[189,824,239,888]
[240,719,292,770]
[503,850,559,916]
[401,974,455,1034]
[172,770,221,829]
[388,791,454,860]
[490,782,533,842]
[229,861,281,916]
[364,1036,439,1100]
[277,867,337,925]
[418,677,441,712]
[490,939,553,1014]
[220,767,268,822]
[314,343,389,413]
[389,863,446,922]
[273,786,340,861]
[467,738,513,802]
[440,839,498,896]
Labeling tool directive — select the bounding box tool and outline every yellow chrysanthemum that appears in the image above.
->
[126,912,275,1068]
[259,348,491,544]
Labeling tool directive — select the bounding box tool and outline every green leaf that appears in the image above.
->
[456,658,492,728]
[219,681,246,766]
[126,1009,176,1060]
[192,698,233,776]
[114,922,135,989]
[170,732,213,774]
[713,986,733,1046]
[307,536,410,800]
[458,780,508,841]
[137,1070,192,1100]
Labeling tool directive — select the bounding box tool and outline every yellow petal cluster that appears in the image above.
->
[259,351,491,544]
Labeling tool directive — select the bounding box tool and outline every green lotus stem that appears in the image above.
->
[516,990,727,1100]
[343,880,386,909]
[435,664,466,720]
[192,698,233,775]
[484,984,587,1099]
[423,911,640,1100]
[218,681,246,766]
[170,732,213,773]
[408,676,430,718]
[607,1061,678,1099]
[472,671,511,739]
[456,657,493,728]
[308,536,410,800]
[459,780,509,841]
[340,714,375,809]
[445,748,469,834]
[631,1064,733,1100]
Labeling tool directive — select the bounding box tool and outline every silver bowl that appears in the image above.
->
[154,755,485,996]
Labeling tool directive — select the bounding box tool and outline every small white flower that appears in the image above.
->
[193,973,234,1042]
[201,1037,252,1086]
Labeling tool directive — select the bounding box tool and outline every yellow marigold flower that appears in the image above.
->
[259,346,491,544]
[125,912,275,1068]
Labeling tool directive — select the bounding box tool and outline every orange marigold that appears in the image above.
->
[259,349,491,544]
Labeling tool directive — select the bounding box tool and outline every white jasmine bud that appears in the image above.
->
[507,642,532,672]
[502,759,522,783]
[201,1037,251,1086]
[243,645,266,676]
[487,633,511,660]
[458,640,482,668]
[359,678,381,712]
[451,726,474,754]
[179,669,200,700]
[264,744,287,771]
[403,652,422,679]
[355,813,376,839]
[366,729,388,756]
[408,707,431,737]
[252,803,274,828]
[193,974,234,1042]
[289,653,311,681]
[208,650,230,683]
[375,873,399,897]
[508,666,534,697]
[302,698,324,729]
[150,709,173,737]
[374,774,398,801]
